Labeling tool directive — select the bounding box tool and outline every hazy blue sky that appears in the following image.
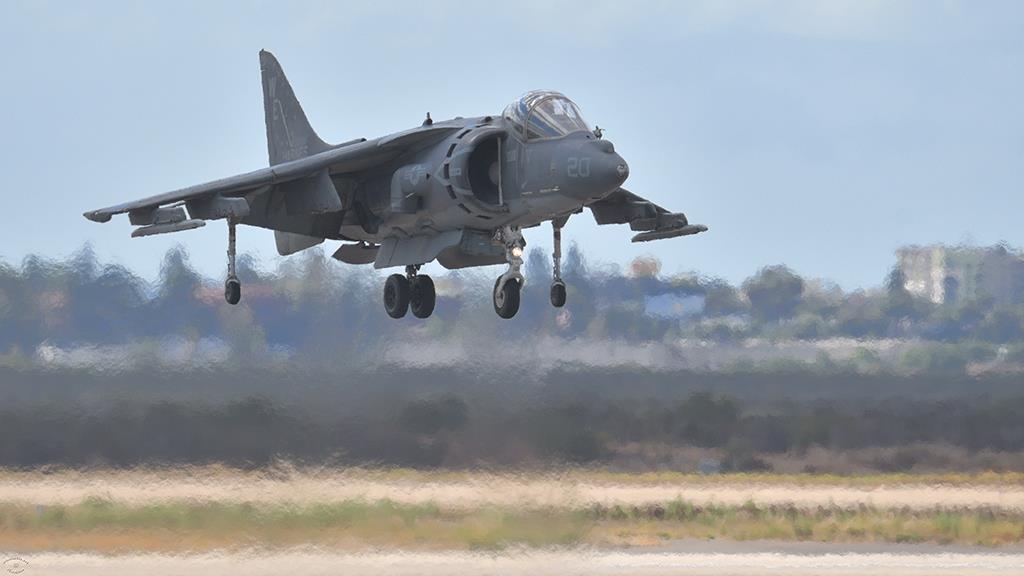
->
[2,0,1022,288]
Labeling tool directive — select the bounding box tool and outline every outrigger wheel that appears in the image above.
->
[225,277,241,305]
[550,281,566,308]
[550,217,567,308]
[224,219,241,305]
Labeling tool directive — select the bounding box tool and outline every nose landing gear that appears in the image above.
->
[383,265,435,319]
[494,276,521,319]
[493,226,524,319]
[224,220,241,305]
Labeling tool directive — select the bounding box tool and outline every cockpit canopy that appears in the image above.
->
[503,90,590,140]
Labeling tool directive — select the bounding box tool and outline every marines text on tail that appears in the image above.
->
[85,51,707,319]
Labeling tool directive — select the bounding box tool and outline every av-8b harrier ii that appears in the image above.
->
[85,51,707,319]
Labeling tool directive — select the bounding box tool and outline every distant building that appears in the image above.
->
[896,244,1024,305]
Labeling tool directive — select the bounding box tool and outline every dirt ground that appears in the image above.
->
[2,468,1023,511]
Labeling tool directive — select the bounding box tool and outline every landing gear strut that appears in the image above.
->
[493,226,524,319]
[550,218,567,308]
[383,264,435,319]
[224,219,241,305]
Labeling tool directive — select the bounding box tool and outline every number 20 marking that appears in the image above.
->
[567,157,590,178]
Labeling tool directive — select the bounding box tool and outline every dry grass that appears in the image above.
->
[4,467,1024,513]
[1,498,1022,553]
[3,467,1022,553]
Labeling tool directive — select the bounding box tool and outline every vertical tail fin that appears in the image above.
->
[259,50,329,165]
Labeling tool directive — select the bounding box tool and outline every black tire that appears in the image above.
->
[410,275,436,319]
[383,274,411,318]
[550,281,566,308]
[493,277,521,319]
[224,277,241,305]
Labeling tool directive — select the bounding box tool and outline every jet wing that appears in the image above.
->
[588,188,707,243]
[83,126,459,235]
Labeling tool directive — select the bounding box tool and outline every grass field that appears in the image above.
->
[1,497,1023,552]
[3,468,1023,553]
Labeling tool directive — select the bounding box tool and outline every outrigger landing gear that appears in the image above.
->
[550,218,567,308]
[224,219,241,305]
[383,264,435,319]
[493,226,524,319]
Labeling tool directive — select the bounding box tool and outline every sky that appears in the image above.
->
[1,0,1022,289]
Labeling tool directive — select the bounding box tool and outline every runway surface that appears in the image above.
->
[5,542,1024,576]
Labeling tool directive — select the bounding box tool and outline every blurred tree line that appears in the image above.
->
[2,244,1024,372]
[3,389,1024,472]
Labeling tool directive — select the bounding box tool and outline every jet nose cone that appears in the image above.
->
[607,149,629,188]
[588,139,628,185]
[616,160,629,181]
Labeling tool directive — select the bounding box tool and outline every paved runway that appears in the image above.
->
[6,543,1024,576]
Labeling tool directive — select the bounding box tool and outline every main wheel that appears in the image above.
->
[383,274,411,318]
[224,277,241,305]
[493,277,521,319]
[410,275,436,319]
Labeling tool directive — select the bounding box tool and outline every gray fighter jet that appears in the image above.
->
[85,51,707,319]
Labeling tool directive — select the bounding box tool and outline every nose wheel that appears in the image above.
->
[493,226,525,319]
[494,276,521,319]
[384,265,435,319]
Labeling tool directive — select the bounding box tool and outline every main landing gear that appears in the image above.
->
[378,220,568,320]
[224,220,241,305]
[493,226,524,319]
[383,265,436,319]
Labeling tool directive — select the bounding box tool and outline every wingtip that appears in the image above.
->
[83,210,112,223]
